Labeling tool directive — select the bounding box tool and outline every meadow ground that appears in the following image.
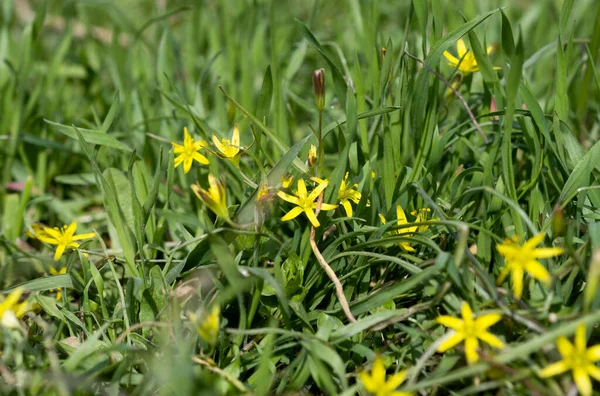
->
[1,0,600,394]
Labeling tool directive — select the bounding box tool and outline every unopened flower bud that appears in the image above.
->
[312,68,325,112]
[308,144,318,168]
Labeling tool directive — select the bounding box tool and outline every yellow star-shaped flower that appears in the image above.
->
[496,233,563,299]
[212,125,244,166]
[277,178,337,228]
[172,127,209,173]
[539,323,600,396]
[379,205,428,252]
[189,305,220,346]
[358,356,412,396]
[32,222,95,261]
[337,172,362,217]
[436,302,504,364]
[191,175,229,219]
[0,288,30,328]
[443,39,500,74]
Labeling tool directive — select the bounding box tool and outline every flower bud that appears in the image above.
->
[308,144,318,167]
[312,68,325,111]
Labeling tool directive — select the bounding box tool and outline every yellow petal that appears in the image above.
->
[307,179,329,201]
[524,233,545,249]
[231,124,240,147]
[212,134,226,154]
[511,265,524,299]
[183,158,193,174]
[385,370,407,390]
[437,331,464,352]
[586,364,600,381]
[533,247,564,259]
[575,323,588,352]
[457,39,467,58]
[573,367,592,396]
[342,201,353,217]
[319,203,338,211]
[371,357,386,385]
[359,371,377,393]
[277,191,300,205]
[464,337,479,364]
[281,206,303,222]
[538,360,569,378]
[556,336,574,358]
[54,244,66,261]
[304,208,320,228]
[379,214,387,225]
[65,221,77,238]
[71,232,96,241]
[523,260,551,284]
[436,315,463,330]
[193,152,210,165]
[586,345,600,362]
[496,265,512,286]
[297,179,308,199]
[475,313,502,331]
[395,205,409,226]
[174,154,184,168]
[443,50,459,65]
[478,331,505,349]
[461,302,473,323]
[172,142,184,153]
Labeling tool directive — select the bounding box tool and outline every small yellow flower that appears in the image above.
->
[308,144,317,167]
[172,127,209,173]
[436,302,504,364]
[538,323,600,396]
[281,175,294,189]
[191,175,229,219]
[443,39,500,74]
[338,172,362,217]
[496,233,563,299]
[410,208,432,233]
[379,205,422,252]
[212,124,243,166]
[277,178,337,227]
[358,356,412,396]
[189,306,220,346]
[33,222,95,261]
[49,267,67,300]
[0,288,30,328]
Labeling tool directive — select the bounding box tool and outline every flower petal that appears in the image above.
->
[523,260,551,284]
[318,203,338,211]
[436,315,463,330]
[556,336,574,358]
[358,372,377,393]
[573,367,592,396]
[212,134,226,154]
[461,302,473,323]
[586,363,600,381]
[496,264,512,286]
[443,50,459,65]
[304,208,320,228]
[71,232,96,241]
[281,206,303,222]
[342,200,353,217]
[372,357,386,385]
[533,247,564,259]
[478,331,505,349]
[54,244,66,261]
[307,179,329,201]
[386,370,407,390]
[475,313,502,331]
[232,124,240,147]
[464,337,479,364]
[395,205,409,226]
[586,345,600,362]
[538,360,569,378]
[457,39,467,58]
[193,152,210,165]
[437,331,464,352]
[65,221,77,238]
[524,233,545,249]
[276,191,300,205]
[183,158,193,174]
[511,265,524,299]
[575,323,588,352]
[297,179,308,199]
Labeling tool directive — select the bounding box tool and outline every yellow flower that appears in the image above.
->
[338,172,362,217]
[443,39,500,74]
[358,356,412,396]
[379,205,421,252]
[49,267,67,300]
[411,208,432,233]
[212,124,243,166]
[0,288,30,328]
[308,144,317,167]
[496,233,563,299]
[191,175,229,219]
[277,178,337,227]
[172,127,209,174]
[436,302,504,364]
[189,306,220,346]
[33,222,95,261]
[538,323,600,396]
[281,175,294,189]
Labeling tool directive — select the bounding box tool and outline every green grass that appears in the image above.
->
[1,0,600,394]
